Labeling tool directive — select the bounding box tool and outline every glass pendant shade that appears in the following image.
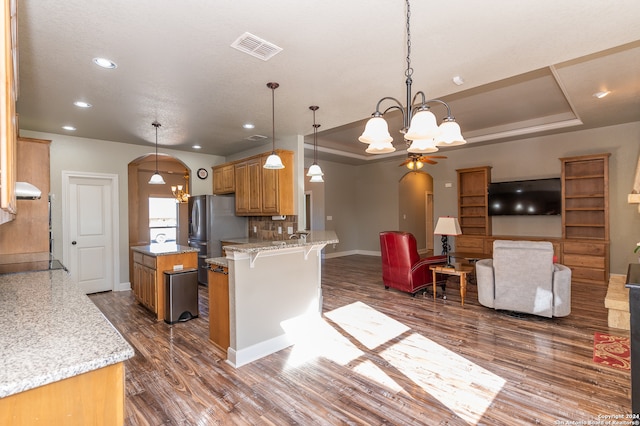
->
[436,119,467,146]
[405,110,439,140]
[309,174,324,183]
[365,140,396,154]
[149,172,165,185]
[407,138,439,154]
[307,163,324,177]
[264,152,285,169]
[359,116,393,144]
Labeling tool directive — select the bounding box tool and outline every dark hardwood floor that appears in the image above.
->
[90,255,630,425]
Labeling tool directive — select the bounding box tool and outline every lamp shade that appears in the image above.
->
[407,138,439,154]
[309,174,324,183]
[436,119,466,147]
[307,163,324,177]
[365,140,396,154]
[405,109,439,141]
[148,172,166,185]
[264,152,285,169]
[359,116,393,144]
[433,216,462,236]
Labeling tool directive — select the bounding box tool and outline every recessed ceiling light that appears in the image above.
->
[243,123,255,129]
[593,91,611,99]
[62,125,76,131]
[192,145,202,149]
[92,57,117,69]
[73,101,92,108]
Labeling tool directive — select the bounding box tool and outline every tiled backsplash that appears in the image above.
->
[248,216,298,241]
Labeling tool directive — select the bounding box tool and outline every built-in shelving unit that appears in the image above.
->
[457,166,492,236]
[560,153,610,284]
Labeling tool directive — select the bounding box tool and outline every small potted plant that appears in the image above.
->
[636,243,640,261]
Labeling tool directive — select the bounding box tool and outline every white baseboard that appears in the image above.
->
[324,249,380,259]
[115,281,131,292]
[226,333,294,368]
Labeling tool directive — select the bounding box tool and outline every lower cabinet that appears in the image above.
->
[208,265,230,353]
[561,240,609,284]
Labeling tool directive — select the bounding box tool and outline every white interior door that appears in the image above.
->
[63,173,118,294]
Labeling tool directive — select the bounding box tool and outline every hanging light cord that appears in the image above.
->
[153,121,161,173]
[405,0,412,81]
[268,82,280,153]
[312,107,320,164]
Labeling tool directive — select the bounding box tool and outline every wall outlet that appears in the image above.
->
[173,264,183,271]
[445,182,453,188]
[278,226,282,234]
[327,215,333,221]
[287,226,293,234]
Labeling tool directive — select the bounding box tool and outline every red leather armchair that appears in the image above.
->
[379,231,447,296]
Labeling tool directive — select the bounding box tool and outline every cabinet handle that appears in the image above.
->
[71,241,77,245]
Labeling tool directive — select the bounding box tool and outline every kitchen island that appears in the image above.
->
[131,244,199,321]
[0,269,134,425]
[206,230,338,367]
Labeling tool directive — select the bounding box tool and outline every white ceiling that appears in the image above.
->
[15,1,640,165]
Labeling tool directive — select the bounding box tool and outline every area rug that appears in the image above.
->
[593,332,631,371]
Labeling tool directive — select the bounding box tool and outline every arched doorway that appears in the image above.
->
[127,154,191,278]
[398,171,434,254]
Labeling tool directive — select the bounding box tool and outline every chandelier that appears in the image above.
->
[171,173,190,203]
[306,105,324,183]
[359,0,466,154]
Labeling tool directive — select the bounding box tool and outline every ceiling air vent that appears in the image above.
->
[231,32,282,61]
[246,135,268,141]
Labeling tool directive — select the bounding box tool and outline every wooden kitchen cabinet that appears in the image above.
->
[212,163,235,194]
[131,249,197,321]
[208,265,230,354]
[0,0,18,224]
[235,150,294,216]
[0,137,51,255]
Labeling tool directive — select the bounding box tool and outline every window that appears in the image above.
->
[149,197,177,244]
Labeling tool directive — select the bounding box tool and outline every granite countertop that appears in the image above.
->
[205,257,228,268]
[131,243,200,256]
[220,230,339,254]
[0,270,134,398]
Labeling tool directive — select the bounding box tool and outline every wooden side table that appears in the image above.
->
[429,263,474,306]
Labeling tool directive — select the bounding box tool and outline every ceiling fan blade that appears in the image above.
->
[425,155,448,159]
[423,159,438,165]
[398,158,412,166]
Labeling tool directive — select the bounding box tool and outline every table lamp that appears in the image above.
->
[434,216,462,267]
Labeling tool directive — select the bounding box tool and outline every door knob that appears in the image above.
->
[72,241,77,245]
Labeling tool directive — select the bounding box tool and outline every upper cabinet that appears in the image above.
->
[212,163,235,194]
[234,150,294,216]
[0,0,18,225]
[457,166,492,236]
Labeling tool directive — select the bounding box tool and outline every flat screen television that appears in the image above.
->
[488,178,561,216]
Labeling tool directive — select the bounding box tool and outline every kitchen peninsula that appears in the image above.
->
[206,230,338,367]
[0,269,134,425]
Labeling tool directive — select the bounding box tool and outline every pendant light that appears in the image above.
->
[306,105,324,182]
[263,82,285,169]
[148,121,166,185]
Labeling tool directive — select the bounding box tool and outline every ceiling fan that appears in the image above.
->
[399,154,447,170]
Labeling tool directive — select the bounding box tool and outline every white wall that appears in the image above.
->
[21,130,224,286]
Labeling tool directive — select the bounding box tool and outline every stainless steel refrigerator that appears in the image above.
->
[188,194,248,285]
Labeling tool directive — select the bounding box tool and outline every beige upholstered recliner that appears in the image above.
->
[475,240,571,318]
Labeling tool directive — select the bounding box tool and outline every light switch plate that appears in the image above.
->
[287,226,293,234]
